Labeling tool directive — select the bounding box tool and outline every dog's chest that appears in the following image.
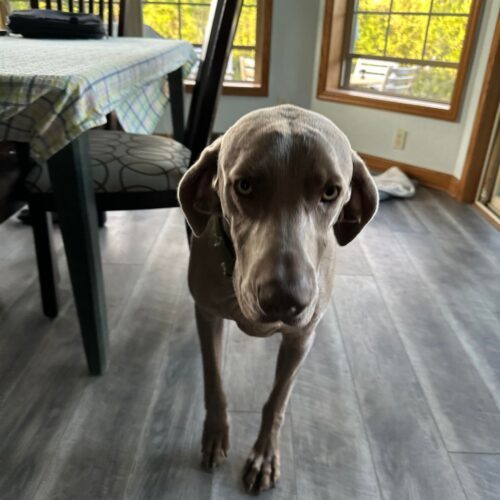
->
[188,224,238,310]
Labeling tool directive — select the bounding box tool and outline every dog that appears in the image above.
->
[178,104,378,494]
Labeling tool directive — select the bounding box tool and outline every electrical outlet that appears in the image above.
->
[393,129,407,150]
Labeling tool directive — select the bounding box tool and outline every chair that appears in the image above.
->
[29,0,126,37]
[239,55,255,82]
[23,0,243,318]
[378,65,419,95]
[351,58,397,86]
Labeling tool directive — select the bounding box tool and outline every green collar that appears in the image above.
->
[212,217,235,277]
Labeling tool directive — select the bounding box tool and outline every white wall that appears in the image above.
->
[158,0,498,180]
[310,0,499,178]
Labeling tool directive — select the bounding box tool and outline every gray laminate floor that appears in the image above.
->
[0,187,499,500]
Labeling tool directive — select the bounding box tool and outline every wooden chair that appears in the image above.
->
[24,0,243,319]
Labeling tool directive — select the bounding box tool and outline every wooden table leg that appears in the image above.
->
[168,67,185,143]
[47,132,108,375]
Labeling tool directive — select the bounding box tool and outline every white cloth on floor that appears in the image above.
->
[374,166,416,201]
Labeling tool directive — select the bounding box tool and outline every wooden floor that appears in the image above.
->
[0,187,499,500]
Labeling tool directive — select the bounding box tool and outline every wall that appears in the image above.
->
[310,0,499,179]
[158,0,498,181]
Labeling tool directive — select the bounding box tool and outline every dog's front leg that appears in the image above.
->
[195,304,229,469]
[243,331,316,493]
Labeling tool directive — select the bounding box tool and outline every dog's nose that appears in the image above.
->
[257,279,312,322]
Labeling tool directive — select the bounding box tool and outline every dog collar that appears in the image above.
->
[213,216,235,277]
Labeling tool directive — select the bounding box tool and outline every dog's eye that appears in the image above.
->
[235,178,252,196]
[321,185,339,202]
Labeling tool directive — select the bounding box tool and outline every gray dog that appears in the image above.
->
[178,104,378,494]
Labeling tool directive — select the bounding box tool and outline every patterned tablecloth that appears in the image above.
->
[0,36,196,160]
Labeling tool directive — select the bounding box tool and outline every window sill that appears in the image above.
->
[185,81,268,97]
[317,88,458,121]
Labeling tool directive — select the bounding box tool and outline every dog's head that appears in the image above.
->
[178,105,378,328]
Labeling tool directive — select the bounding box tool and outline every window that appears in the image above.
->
[317,0,483,120]
[142,0,272,95]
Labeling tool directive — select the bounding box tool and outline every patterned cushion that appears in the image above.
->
[25,130,191,193]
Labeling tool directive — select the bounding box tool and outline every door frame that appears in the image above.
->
[456,14,500,203]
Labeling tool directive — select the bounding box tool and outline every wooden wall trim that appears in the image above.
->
[360,153,459,197]
[456,14,500,203]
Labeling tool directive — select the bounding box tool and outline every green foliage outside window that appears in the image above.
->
[349,0,474,103]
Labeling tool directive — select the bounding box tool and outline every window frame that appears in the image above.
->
[176,0,272,96]
[317,0,484,121]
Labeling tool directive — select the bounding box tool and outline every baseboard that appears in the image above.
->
[360,153,459,199]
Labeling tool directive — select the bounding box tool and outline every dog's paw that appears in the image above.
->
[242,448,280,494]
[201,417,229,470]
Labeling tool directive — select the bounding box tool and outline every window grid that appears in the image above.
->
[420,0,434,59]
[381,0,394,57]
[342,0,474,103]
[348,2,472,66]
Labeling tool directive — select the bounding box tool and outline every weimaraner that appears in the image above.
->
[178,104,378,494]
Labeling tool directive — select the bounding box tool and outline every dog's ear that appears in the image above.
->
[178,137,222,237]
[334,151,378,246]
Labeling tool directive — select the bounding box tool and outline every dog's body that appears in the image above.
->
[178,105,378,494]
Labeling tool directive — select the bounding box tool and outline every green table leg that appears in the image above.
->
[47,132,108,375]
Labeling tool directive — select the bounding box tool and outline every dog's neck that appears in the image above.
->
[212,216,235,278]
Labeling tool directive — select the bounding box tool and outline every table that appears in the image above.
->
[0,37,196,374]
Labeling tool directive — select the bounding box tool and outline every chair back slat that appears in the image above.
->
[117,0,126,37]
[56,0,62,10]
[78,0,84,12]
[68,0,73,11]
[99,0,104,20]
[107,1,113,37]
[184,0,243,164]
[89,0,94,14]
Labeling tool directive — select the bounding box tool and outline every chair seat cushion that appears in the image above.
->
[25,130,191,194]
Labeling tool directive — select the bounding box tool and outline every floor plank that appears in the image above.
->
[224,322,281,412]
[451,453,500,500]
[212,412,296,500]
[396,231,500,319]
[335,239,373,276]
[360,229,500,453]
[334,275,466,500]
[99,209,169,265]
[291,304,381,500]
[31,212,190,500]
